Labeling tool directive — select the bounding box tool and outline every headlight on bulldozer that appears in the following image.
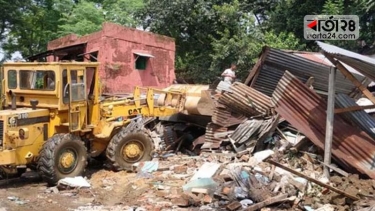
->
[19,128,29,139]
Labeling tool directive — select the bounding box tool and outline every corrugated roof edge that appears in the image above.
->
[317,41,375,65]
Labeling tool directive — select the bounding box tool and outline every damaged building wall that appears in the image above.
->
[46,22,176,93]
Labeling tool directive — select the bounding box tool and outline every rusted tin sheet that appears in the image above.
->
[246,46,367,97]
[317,41,375,81]
[336,94,375,140]
[203,123,227,149]
[212,103,247,127]
[219,82,273,117]
[272,71,375,178]
[230,118,274,145]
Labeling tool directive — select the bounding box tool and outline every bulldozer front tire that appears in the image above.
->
[37,134,88,186]
[106,127,153,171]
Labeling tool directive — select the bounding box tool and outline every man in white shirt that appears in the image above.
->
[221,63,237,84]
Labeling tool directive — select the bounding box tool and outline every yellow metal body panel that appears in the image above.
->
[0,108,50,165]
[0,150,16,165]
[158,84,214,116]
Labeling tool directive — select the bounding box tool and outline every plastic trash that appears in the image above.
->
[304,206,315,211]
[190,162,221,181]
[240,199,254,207]
[140,161,159,173]
[234,187,248,199]
[183,178,218,193]
[255,172,270,184]
[57,176,90,188]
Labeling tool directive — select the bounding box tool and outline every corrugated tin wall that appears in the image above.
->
[250,47,367,97]
[336,93,375,140]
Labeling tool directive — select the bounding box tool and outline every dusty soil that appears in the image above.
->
[0,156,375,211]
[0,157,201,211]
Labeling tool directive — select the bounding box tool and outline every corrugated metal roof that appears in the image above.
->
[292,52,364,76]
[248,47,368,97]
[336,93,375,140]
[219,82,273,117]
[272,71,375,178]
[203,123,227,149]
[317,41,375,81]
[211,103,247,127]
[230,118,274,146]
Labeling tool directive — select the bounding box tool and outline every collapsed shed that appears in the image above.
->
[229,42,375,179]
[244,46,371,98]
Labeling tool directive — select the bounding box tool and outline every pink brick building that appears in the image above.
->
[29,22,176,93]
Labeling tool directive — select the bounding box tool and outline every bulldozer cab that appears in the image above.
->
[2,62,100,133]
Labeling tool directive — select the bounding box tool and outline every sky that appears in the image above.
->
[0,49,23,61]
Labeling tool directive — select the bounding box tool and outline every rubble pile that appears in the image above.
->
[60,69,375,211]
[143,69,375,210]
[51,150,375,211]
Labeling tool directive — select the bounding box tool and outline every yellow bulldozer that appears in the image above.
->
[0,61,214,185]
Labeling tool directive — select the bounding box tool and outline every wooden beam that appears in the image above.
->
[267,159,360,201]
[244,47,270,85]
[349,77,371,98]
[324,67,336,178]
[335,104,375,114]
[244,194,289,211]
[324,53,375,105]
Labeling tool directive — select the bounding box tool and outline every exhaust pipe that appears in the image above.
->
[30,100,38,110]
[10,91,16,110]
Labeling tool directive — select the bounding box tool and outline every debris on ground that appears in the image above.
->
[57,176,91,189]
[2,43,375,211]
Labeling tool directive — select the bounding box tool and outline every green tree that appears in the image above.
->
[102,0,144,27]
[266,0,375,51]
[138,0,248,83]
[139,0,306,83]
[266,0,327,50]
[57,0,105,36]
[0,0,29,42]
[2,0,61,58]
[322,0,344,14]
[210,29,305,81]
[1,0,143,58]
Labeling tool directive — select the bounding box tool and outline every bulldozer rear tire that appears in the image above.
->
[106,127,153,171]
[37,134,88,186]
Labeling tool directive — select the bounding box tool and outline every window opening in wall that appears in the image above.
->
[135,56,147,70]
[90,51,98,62]
[134,52,154,70]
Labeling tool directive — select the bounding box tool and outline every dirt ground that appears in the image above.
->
[1,156,375,211]
[0,159,202,211]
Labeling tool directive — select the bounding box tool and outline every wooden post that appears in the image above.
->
[267,159,359,201]
[324,66,336,178]
[324,53,375,105]
[244,47,270,85]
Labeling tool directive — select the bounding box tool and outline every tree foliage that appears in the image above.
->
[102,0,144,27]
[57,0,105,36]
[1,0,375,83]
[1,0,144,59]
[139,0,304,83]
[2,0,61,58]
